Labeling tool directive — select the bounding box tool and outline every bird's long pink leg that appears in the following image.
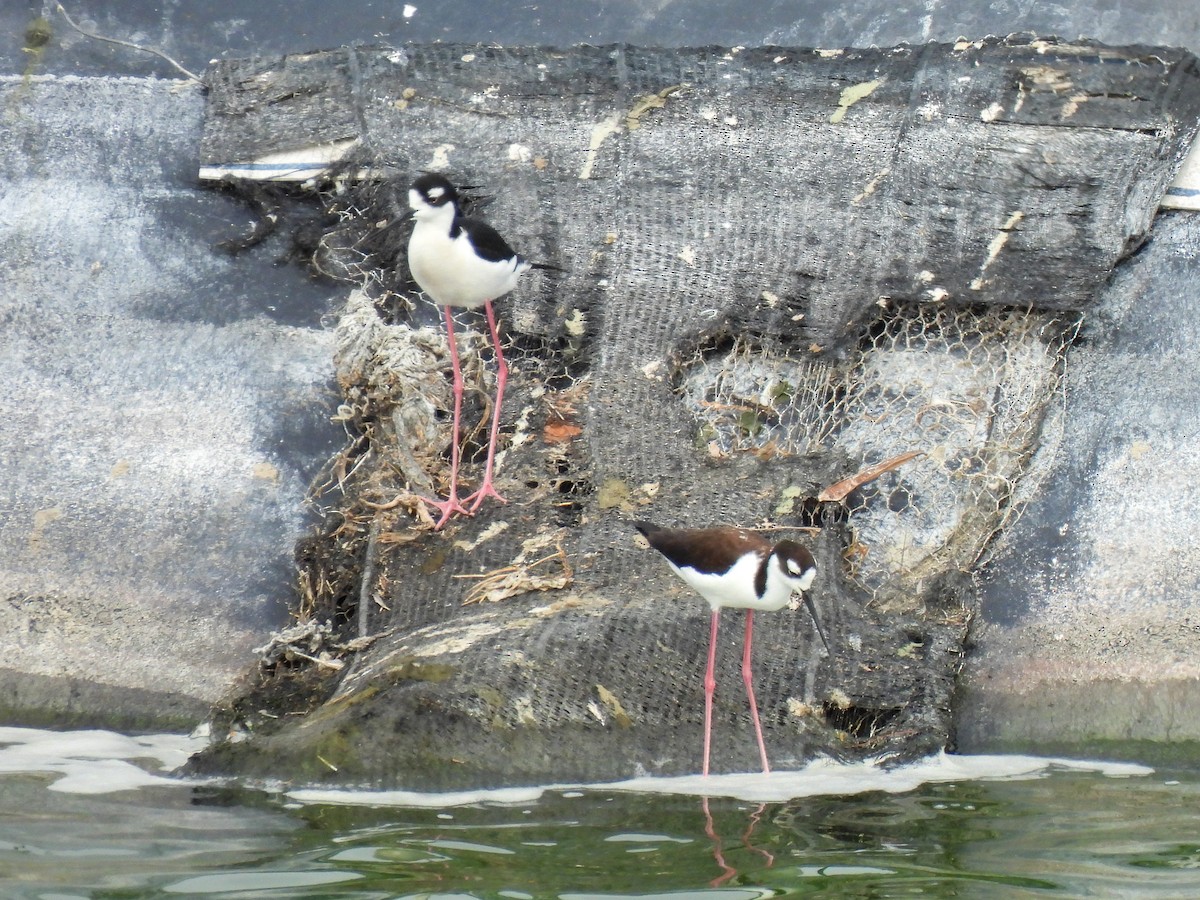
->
[703,608,719,776]
[464,300,508,512]
[426,306,472,529]
[742,610,771,774]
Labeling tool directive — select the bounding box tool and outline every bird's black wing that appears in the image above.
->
[455,215,520,264]
[633,521,767,575]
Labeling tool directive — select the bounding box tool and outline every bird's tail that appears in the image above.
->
[631,521,661,538]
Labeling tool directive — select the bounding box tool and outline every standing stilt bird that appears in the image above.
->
[407,173,554,529]
[633,521,828,775]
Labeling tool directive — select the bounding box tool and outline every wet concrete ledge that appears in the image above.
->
[0,669,211,734]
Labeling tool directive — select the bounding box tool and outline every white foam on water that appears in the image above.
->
[288,784,553,809]
[0,726,206,795]
[287,751,1154,808]
[0,727,1154,804]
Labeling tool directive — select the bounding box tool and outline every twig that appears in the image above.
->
[753,525,822,535]
[361,494,410,511]
[316,753,339,772]
[818,450,926,502]
[357,518,381,641]
[359,489,437,530]
[56,3,204,84]
[287,649,346,671]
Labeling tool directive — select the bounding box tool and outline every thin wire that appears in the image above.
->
[56,3,204,85]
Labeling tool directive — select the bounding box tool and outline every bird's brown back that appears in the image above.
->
[633,522,771,575]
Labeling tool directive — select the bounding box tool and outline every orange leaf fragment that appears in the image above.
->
[543,421,583,444]
[819,450,926,502]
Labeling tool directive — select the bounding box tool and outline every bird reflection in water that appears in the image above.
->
[701,796,775,887]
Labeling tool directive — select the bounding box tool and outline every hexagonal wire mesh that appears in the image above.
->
[676,301,1081,602]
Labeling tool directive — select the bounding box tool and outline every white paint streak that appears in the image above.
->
[830,78,883,124]
[427,143,454,170]
[1062,92,1088,119]
[407,622,505,658]
[970,211,1025,290]
[853,167,891,204]
[579,112,622,180]
[452,520,510,552]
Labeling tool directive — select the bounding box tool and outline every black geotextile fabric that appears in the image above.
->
[188,37,1200,787]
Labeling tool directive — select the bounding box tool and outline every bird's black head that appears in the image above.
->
[409,173,460,210]
[773,540,816,592]
[773,539,827,652]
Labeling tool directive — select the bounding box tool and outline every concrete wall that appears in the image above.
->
[0,73,338,726]
[959,213,1200,760]
[2,2,1199,748]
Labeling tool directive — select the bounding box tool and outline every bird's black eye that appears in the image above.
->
[426,186,446,203]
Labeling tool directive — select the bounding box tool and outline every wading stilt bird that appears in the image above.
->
[633,521,828,775]
[407,173,554,529]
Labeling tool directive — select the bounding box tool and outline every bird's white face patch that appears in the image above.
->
[409,187,454,224]
[789,567,816,591]
[772,549,815,595]
[426,185,445,201]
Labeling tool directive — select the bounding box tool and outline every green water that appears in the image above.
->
[2,730,1200,898]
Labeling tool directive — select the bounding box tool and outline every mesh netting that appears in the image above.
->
[188,37,1200,787]
[678,302,1081,604]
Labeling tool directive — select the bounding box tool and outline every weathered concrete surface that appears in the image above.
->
[0,74,338,727]
[3,0,1200,768]
[199,40,1200,352]
[5,1,1200,81]
[180,37,1200,787]
[958,211,1200,762]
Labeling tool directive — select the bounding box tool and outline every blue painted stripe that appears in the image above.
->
[207,162,329,171]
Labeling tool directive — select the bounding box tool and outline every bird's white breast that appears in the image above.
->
[408,221,528,309]
[669,552,793,612]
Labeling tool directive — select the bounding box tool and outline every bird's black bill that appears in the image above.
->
[803,593,831,653]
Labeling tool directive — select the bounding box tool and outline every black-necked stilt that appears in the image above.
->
[633,521,828,775]
[407,173,554,529]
